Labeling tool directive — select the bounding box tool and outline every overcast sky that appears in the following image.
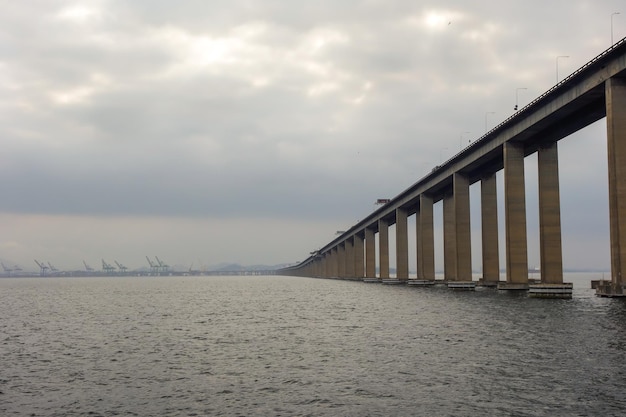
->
[1,1,624,273]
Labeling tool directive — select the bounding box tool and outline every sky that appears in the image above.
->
[1,0,624,273]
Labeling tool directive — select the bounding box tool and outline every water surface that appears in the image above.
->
[1,274,625,416]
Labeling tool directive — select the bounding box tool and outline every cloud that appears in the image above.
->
[1,0,624,269]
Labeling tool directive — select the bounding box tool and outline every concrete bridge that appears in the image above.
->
[279,37,626,298]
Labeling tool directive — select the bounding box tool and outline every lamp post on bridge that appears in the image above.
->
[439,147,448,163]
[485,112,495,133]
[612,12,621,45]
[459,131,470,150]
[556,55,569,84]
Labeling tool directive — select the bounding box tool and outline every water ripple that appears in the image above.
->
[1,275,626,416]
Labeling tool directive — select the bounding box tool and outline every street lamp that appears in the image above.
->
[612,12,620,45]
[439,147,448,163]
[485,112,495,133]
[556,55,569,84]
[459,131,470,150]
[514,87,527,111]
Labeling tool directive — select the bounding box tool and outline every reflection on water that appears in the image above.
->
[1,273,625,416]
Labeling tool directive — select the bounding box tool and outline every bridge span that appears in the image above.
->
[279,37,626,298]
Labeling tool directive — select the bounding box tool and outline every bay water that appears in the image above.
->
[2,273,626,416]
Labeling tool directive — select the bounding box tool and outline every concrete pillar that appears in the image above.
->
[338,243,346,278]
[324,251,329,277]
[504,141,529,285]
[365,227,376,278]
[454,173,472,281]
[331,247,339,278]
[419,194,435,280]
[379,218,390,279]
[443,194,456,281]
[607,77,626,286]
[322,252,330,278]
[396,208,409,280]
[345,238,355,278]
[415,206,422,279]
[538,142,564,284]
[354,232,365,278]
[327,252,333,278]
[324,251,330,277]
[481,173,500,283]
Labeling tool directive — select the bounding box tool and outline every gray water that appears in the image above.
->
[1,274,626,416]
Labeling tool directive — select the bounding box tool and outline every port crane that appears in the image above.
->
[47,262,59,273]
[155,256,169,274]
[1,262,13,276]
[114,260,128,274]
[83,260,94,272]
[34,260,49,276]
[146,256,158,275]
[101,259,116,274]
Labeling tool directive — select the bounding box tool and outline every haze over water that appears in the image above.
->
[2,273,626,416]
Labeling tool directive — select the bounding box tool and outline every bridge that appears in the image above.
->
[279,37,626,299]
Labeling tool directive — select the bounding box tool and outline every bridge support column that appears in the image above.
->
[323,251,329,278]
[338,243,346,278]
[326,252,332,278]
[323,251,328,277]
[365,227,376,279]
[396,208,409,281]
[601,77,626,296]
[481,173,500,285]
[418,194,435,280]
[415,206,421,279]
[502,141,529,289]
[345,238,355,279]
[443,194,456,281]
[331,247,339,278]
[454,173,472,282]
[538,142,564,284]
[379,219,390,279]
[354,232,365,279]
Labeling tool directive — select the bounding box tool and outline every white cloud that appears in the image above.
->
[1,0,623,269]
[56,5,101,22]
